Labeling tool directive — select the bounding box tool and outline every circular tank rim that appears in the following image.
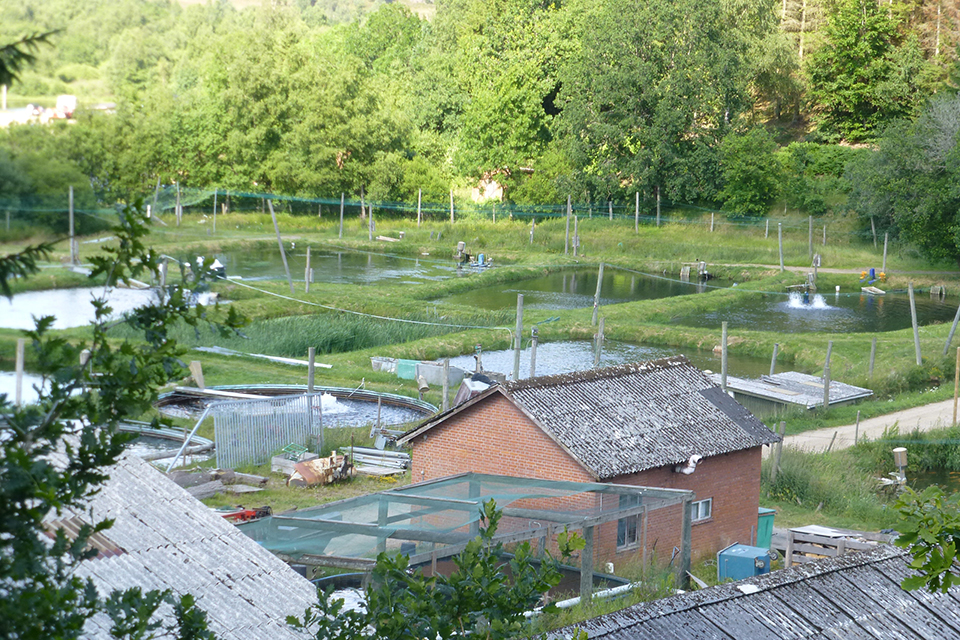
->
[156,384,438,416]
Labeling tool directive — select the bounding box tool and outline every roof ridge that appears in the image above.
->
[504,355,692,392]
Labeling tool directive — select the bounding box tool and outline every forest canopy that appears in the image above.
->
[1,0,958,225]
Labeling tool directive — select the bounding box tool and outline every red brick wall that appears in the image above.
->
[408,392,764,568]
[410,393,596,484]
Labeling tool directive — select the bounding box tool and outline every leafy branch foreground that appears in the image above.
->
[290,500,586,640]
[1,203,243,639]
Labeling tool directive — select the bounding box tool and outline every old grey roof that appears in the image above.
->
[501,356,778,480]
[711,371,874,409]
[50,454,316,640]
[554,545,958,640]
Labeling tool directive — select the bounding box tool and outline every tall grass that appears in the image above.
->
[110,310,508,357]
[762,447,894,528]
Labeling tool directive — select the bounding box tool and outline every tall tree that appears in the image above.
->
[806,0,937,141]
[556,0,756,203]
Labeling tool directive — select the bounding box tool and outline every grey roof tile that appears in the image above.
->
[503,357,779,479]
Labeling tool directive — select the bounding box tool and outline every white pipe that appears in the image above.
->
[166,405,212,471]
[523,581,680,618]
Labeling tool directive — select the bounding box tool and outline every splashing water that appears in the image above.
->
[786,292,831,310]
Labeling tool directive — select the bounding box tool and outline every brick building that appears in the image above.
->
[398,356,779,566]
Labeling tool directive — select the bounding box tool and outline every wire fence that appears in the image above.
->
[213,393,323,469]
[0,186,890,243]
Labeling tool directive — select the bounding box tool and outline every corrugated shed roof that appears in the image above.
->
[50,454,316,640]
[556,546,957,639]
[710,371,874,409]
[502,357,779,479]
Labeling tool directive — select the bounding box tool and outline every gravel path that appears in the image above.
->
[773,398,957,454]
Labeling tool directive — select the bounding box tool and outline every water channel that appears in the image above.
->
[1,286,157,330]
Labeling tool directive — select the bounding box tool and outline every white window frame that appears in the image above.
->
[691,498,712,523]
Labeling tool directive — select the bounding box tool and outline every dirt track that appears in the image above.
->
[774,399,958,454]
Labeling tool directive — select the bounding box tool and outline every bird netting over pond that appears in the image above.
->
[237,472,693,572]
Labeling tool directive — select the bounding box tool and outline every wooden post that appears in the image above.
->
[14,337,24,408]
[449,189,454,223]
[188,361,205,390]
[770,343,779,376]
[882,232,888,272]
[339,193,344,239]
[212,190,217,235]
[608,200,613,221]
[635,191,639,234]
[308,347,316,393]
[944,301,960,355]
[825,340,833,370]
[442,358,450,411]
[175,181,181,226]
[565,195,571,255]
[677,495,692,590]
[304,246,311,293]
[513,295,524,381]
[721,321,728,391]
[573,216,579,257]
[871,216,877,248]
[318,202,322,220]
[808,215,813,258]
[954,347,960,425]
[368,205,374,241]
[765,218,769,239]
[592,263,604,326]
[267,200,294,294]
[594,316,605,367]
[826,431,837,453]
[785,530,794,568]
[68,186,76,264]
[530,326,539,378]
[580,525,595,599]
[655,186,661,226]
[376,396,382,430]
[869,337,877,378]
[909,282,921,365]
[159,258,167,290]
[854,410,861,445]
[492,204,496,223]
[778,223,784,272]
[822,365,831,413]
[822,225,826,246]
[771,421,786,483]
[360,186,366,221]
[710,211,715,233]
[529,218,535,244]
[417,188,422,228]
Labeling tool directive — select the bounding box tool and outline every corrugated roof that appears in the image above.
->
[555,546,956,639]
[501,357,779,479]
[49,454,316,640]
[710,371,874,409]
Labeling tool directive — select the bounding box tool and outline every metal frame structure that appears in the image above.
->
[238,473,694,596]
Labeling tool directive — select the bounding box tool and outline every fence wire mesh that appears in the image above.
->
[213,393,323,469]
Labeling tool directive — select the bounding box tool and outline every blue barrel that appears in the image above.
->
[869,267,876,280]
[478,253,485,266]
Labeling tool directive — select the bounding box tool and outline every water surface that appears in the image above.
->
[1,287,156,330]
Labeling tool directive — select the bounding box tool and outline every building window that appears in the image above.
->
[617,494,641,549]
[691,498,712,523]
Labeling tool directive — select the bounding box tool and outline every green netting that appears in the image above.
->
[237,472,690,564]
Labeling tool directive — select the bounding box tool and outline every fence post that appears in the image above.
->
[573,216,579,257]
[15,337,24,408]
[305,246,311,293]
[770,343,779,376]
[513,295,524,381]
[655,186,661,226]
[530,326,539,378]
[565,195,571,255]
[710,211,714,233]
[442,358,450,411]
[635,191,639,234]
[871,216,877,248]
[592,263,604,326]
[594,317,604,367]
[213,189,217,235]
[308,347,316,393]
[909,282,921,365]
[943,301,960,355]
[882,232,888,272]
[450,189,454,223]
[778,223,784,272]
[267,199,294,295]
[339,193,344,239]
[417,188,422,228]
[68,186,76,264]
[721,321,728,391]
[869,337,877,378]
[608,200,613,221]
[808,215,813,258]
